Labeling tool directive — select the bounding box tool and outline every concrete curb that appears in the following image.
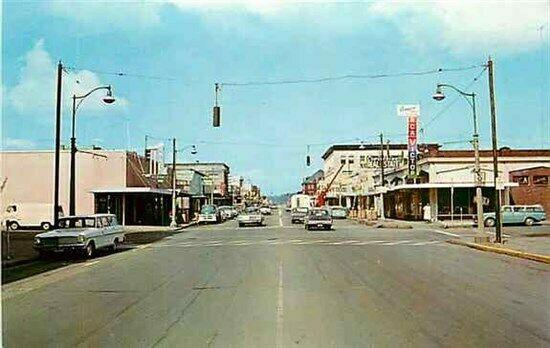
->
[446,239,550,264]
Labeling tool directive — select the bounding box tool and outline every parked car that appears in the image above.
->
[238,207,264,227]
[198,205,220,224]
[305,208,333,230]
[260,206,271,215]
[329,206,348,219]
[3,203,63,231]
[33,214,124,258]
[482,205,546,227]
[291,207,309,224]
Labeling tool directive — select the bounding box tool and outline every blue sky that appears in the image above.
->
[2,1,549,194]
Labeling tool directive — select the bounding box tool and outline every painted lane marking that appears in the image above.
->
[429,229,460,237]
[276,260,284,348]
[83,260,99,267]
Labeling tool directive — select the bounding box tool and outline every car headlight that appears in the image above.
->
[34,237,41,244]
[77,235,86,243]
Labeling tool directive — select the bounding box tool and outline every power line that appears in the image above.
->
[219,64,485,86]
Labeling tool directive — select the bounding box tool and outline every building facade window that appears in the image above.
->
[533,175,548,186]
[513,176,529,186]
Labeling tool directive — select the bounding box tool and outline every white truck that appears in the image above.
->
[2,203,60,230]
[290,194,312,210]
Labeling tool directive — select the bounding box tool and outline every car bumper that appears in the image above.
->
[306,221,332,228]
[291,216,306,223]
[33,243,86,252]
[239,219,262,225]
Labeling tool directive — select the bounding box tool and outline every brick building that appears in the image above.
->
[509,166,550,214]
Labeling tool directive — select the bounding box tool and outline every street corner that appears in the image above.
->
[446,239,550,264]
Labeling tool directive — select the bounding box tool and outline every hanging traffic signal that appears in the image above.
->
[213,83,221,127]
[306,155,311,166]
[213,106,220,127]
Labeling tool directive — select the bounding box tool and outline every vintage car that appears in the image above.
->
[305,208,333,230]
[33,214,124,258]
[329,206,348,219]
[291,207,309,224]
[238,207,264,227]
[482,205,546,227]
[198,205,220,224]
[259,206,271,215]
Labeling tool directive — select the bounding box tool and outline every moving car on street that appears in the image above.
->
[260,206,271,215]
[33,214,124,258]
[198,205,220,224]
[291,207,309,224]
[238,207,264,227]
[218,206,235,221]
[305,208,333,230]
[329,206,348,219]
[482,204,546,227]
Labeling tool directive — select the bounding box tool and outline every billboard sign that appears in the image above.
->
[397,104,420,117]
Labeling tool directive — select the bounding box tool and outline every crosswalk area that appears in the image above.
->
[151,238,443,248]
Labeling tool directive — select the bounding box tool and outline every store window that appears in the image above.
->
[513,176,529,186]
[533,176,548,186]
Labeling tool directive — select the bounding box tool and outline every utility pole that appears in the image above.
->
[471,93,486,241]
[69,95,77,216]
[170,138,177,227]
[53,61,63,227]
[379,132,385,220]
[488,57,502,243]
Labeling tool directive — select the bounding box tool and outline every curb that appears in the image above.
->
[446,239,550,264]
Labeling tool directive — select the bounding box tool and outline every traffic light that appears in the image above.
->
[306,155,311,166]
[213,106,220,127]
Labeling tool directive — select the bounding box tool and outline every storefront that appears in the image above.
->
[92,188,172,226]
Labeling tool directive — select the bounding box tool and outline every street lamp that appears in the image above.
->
[69,85,115,216]
[170,144,197,227]
[433,83,487,241]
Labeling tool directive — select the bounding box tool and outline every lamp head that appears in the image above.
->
[102,87,115,104]
[432,86,445,101]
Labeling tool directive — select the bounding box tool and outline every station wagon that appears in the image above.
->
[482,205,546,227]
[33,213,125,258]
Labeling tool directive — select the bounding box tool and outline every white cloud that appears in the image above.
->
[3,138,36,149]
[7,39,128,116]
[48,1,162,28]
[369,0,549,55]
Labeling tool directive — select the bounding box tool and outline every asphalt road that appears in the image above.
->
[2,209,549,347]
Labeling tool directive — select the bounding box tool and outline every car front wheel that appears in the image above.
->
[85,242,96,259]
[9,221,19,230]
[524,217,535,226]
[41,222,52,231]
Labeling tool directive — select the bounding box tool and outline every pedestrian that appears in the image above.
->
[423,204,431,222]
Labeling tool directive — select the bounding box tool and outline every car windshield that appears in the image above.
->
[201,205,216,214]
[58,217,95,228]
[296,208,309,213]
[310,210,329,217]
[245,207,258,213]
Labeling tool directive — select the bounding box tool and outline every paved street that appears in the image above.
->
[2,210,549,347]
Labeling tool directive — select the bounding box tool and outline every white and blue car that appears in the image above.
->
[33,214,125,258]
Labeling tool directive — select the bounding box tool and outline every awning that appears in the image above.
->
[90,187,172,195]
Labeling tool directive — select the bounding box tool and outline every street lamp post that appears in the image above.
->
[433,84,487,241]
[69,86,115,216]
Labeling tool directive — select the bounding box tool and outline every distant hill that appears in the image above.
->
[268,192,298,205]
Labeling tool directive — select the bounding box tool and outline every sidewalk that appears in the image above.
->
[351,216,550,263]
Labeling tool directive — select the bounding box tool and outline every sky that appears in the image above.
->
[2,0,549,194]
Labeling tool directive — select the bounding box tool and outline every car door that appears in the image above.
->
[512,206,526,224]
[501,206,513,224]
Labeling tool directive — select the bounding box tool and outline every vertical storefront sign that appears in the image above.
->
[408,115,418,177]
[398,104,420,178]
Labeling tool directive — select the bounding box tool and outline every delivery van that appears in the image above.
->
[3,203,62,230]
